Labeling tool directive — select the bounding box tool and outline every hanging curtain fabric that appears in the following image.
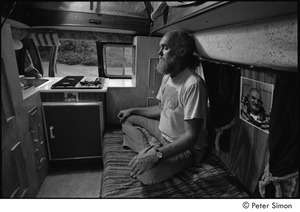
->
[24,50,41,78]
[31,33,60,77]
[150,1,168,21]
[31,33,60,47]
[166,1,197,7]
[259,71,299,197]
[150,1,198,21]
[17,37,44,77]
[269,71,299,176]
[202,60,241,152]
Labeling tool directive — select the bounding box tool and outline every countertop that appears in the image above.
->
[38,77,109,93]
[21,77,135,99]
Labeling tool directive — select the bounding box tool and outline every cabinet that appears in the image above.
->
[2,23,47,198]
[28,106,47,169]
[42,102,104,160]
[22,92,49,197]
[2,23,30,198]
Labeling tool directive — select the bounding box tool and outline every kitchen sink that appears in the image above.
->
[20,78,49,89]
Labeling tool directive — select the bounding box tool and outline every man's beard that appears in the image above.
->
[250,104,260,115]
[156,57,175,75]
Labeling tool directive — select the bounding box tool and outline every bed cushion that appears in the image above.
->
[100,128,250,198]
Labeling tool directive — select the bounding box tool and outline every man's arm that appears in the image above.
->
[158,118,202,158]
[117,103,161,124]
[129,118,203,176]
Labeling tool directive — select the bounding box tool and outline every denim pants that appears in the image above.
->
[122,115,204,185]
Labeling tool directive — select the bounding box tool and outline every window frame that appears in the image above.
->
[96,41,134,79]
[39,39,100,77]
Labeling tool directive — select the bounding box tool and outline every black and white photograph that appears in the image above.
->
[1,1,298,211]
[240,77,274,133]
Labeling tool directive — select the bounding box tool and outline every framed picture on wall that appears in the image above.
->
[240,77,274,134]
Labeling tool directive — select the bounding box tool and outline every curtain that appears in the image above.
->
[31,33,60,77]
[31,33,60,47]
[202,61,240,152]
[258,71,299,197]
[269,71,299,177]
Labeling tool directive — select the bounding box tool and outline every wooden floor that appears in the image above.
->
[37,159,103,198]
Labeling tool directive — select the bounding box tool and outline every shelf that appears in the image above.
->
[150,1,297,35]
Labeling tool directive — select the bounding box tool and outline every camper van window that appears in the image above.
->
[103,45,133,78]
[97,42,134,79]
[39,46,51,77]
[39,39,98,77]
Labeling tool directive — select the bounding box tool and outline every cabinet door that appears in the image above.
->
[29,106,46,169]
[1,24,29,198]
[43,102,103,160]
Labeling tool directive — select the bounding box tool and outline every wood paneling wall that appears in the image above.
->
[192,13,296,194]
[214,68,276,194]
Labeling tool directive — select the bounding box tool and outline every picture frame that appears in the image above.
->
[240,77,274,133]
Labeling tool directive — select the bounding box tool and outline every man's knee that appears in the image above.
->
[136,157,193,185]
[137,170,166,185]
[137,167,184,185]
[125,115,141,125]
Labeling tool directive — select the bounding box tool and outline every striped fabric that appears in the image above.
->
[31,33,60,46]
[100,128,250,198]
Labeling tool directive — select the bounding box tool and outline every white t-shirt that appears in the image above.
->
[156,68,209,150]
[250,114,260,122]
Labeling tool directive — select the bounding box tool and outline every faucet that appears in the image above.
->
[24,66,42,79]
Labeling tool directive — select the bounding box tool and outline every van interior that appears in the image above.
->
[1,1,298,200]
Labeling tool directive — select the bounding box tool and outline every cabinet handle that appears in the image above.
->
[49,126,55,139]
[40,157,45,164]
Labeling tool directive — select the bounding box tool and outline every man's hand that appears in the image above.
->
[117,109,132,124]
[129,147,159,178]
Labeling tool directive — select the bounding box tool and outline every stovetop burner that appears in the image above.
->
[77,77,104,88]
[51,76,84,89]
[51,76,105,89]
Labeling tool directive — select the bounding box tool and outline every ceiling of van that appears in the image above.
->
[32,2,149,18]
[1,1,198,35]
[3,1,295,36]
[1,2,154,35]
[29,2,197,19]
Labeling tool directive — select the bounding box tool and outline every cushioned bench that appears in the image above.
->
[100,128,250,198]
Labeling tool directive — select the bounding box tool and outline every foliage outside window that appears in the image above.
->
[39,39,134,79]
[39,39,98,77]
